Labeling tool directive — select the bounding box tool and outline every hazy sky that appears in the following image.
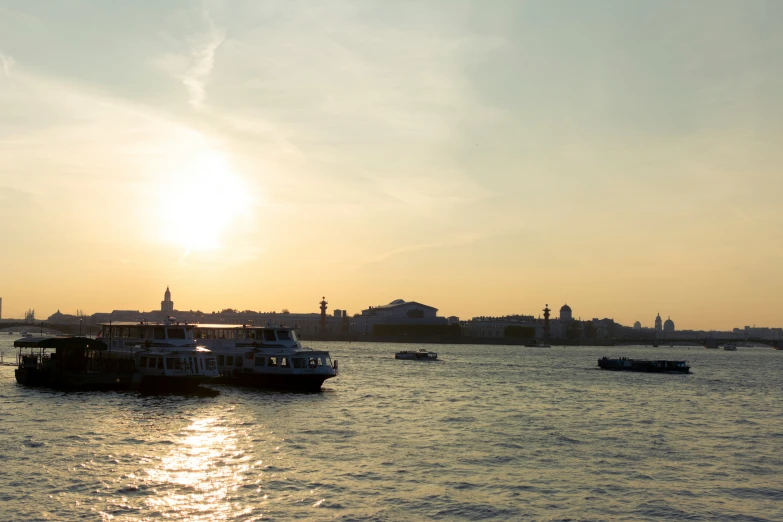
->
[1,0,782,329]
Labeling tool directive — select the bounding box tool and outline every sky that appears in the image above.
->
[1,0,782,330]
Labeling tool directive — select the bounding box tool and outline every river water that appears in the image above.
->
[0,338,781,521]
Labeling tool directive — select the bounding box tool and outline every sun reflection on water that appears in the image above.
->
[144,415,260,521]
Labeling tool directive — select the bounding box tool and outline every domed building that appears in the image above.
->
[560,304,573,321]
[664,316,675,333]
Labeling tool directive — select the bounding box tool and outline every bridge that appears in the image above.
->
[0,321,89,336]
[612,336,781,348]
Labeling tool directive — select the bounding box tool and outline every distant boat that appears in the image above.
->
[598,357,690,374]
[723,344,737,351]
[395,349,438,361]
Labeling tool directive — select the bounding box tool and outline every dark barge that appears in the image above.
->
[14,336,138,390]
[598,357,690,374]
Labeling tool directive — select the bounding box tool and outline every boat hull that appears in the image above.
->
[219,371,334,392]
[136,374,215,393]
[395,352,438,361]
[598,358,690,374]
[15,367,138,390]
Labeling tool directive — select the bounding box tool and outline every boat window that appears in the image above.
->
[206,358,216,371]
[153,327,165,340]
[226,356,234,366]
[158,358,164,369]
[217,355,224,366]
[147,357,155,368]
[168,328,186,339]
[167,358,180,370]
[237,330,246,340]
[280,357,289,368]
[199,358,204,370]
[292,358,306,369]
[318,357,324,366]
[227,329,235,340]
[324,355,332,366]
[247,330,256,339]
[254,357,265,367]
[268,357,278,367]
[263,330,276,342]
[218,329,225,339]
[235,356,243,367]
[290,331,298,341]
[140,356,148,367]
[277,330,291,341]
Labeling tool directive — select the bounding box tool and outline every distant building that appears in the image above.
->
[161,286,174,314]
[462,316,542,339]
[655,313,662,335]
[354,299,448,335]
[560,304,573,321]
[633,321,642,330]
[664,317,675,333]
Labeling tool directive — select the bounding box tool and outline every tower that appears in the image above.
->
[161,286,174,314]
[543,304,551,340]
[319,296,328,333]
[655,313,662,336]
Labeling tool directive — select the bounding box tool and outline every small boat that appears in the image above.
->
[524,340,551,347]
[598,357,690,374]
[395,349,438,361]
[723,344,737,351]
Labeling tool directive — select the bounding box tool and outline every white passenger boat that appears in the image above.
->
[99,319,337,391]
[395,349,438,361]
[98,319,219,392]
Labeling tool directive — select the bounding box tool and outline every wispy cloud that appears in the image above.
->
[181,12,224,109]
[0,50,15,78]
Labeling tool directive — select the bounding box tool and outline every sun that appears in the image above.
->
[157,149,252,252]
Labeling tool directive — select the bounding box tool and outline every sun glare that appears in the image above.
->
[158,150,253,252]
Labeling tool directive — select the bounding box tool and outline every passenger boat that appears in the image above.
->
[97,319,220,392]
[98,320,337,391]
[14,336,137,390]
[723,344,737,351]
[15,332,218,393]
[598,357,690,374]
[395,349,438,361]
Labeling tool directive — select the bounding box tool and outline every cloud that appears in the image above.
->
[0,50,15,78]
[181,13,225,109]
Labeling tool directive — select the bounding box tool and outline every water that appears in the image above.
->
[1,338,781,521]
